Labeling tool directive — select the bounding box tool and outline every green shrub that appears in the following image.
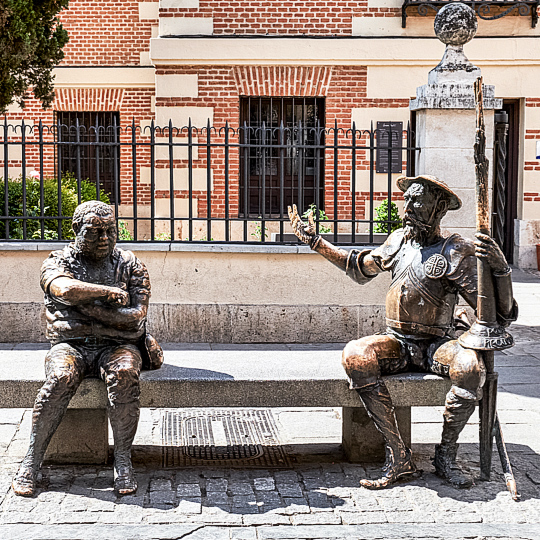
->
[302,203,332,234]
[0,173,110,240]
[373,199,402,234]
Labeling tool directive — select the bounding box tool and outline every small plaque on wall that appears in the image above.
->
[376,122,403,174]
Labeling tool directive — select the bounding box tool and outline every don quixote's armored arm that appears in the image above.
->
[287,204,382,277]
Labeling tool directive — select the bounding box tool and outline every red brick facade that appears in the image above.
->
[60,0,156,65]
[160,1,400,35]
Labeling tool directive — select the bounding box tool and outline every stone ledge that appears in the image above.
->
[0,242,349,254]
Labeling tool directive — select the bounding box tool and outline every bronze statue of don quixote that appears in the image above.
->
[289,76,519,498]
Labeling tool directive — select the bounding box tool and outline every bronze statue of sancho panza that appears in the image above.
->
[12,200,163,497]
[289,175,517,489]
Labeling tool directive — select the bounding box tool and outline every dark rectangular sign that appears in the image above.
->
[376,121,403,174]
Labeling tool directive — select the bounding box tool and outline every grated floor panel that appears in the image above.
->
[157,408,291,468]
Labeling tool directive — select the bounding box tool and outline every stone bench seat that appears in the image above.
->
[0,344,451,464]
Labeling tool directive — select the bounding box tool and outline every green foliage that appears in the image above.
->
[251,218,268,241]
[0,173,110,240]
[0,0,70,112]
[302,203,332,234]
[373,199,402,234]
[118,220,134,241]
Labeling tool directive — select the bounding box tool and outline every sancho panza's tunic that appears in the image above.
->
[41,244,150,345]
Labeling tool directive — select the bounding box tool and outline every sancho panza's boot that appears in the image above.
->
[356,381,418,489]
[433,390,476,488]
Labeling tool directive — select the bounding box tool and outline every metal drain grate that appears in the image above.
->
[158,409,291,468]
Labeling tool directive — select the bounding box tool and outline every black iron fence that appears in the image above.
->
[0,119,419,244]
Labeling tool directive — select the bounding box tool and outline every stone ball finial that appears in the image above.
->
[434,3,477,47]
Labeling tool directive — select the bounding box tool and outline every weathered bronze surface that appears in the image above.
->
[288,171,517,489]
[12,201,163,497]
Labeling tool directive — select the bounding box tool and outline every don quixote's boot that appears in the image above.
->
[433,390,476,488]
[356,381,418,489]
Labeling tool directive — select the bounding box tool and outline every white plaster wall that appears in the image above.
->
[0,249,389,306]
[155,106,213,128]
[159,16,213,36]
[156,74,198,98]
[139,167,211,191]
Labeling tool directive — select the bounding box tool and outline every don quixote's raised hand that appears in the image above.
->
[287,204,320,249]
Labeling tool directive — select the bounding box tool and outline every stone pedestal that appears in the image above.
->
[342,406,411,462]
[44,409,110,464]
[409,3,502,240]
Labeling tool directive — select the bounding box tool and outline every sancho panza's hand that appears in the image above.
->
[105,286,130,307]
[288,204,319,248]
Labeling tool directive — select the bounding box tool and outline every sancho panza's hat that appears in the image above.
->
[396,174,462,211]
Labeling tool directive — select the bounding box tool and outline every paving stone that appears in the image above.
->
[229,482,255,496]
[145,510,177,524]
[306,491,334,512]
[340,510,388,524]
[50,512,101,524]
[98,507,144,523]
[273,471,299,484]
[175,470,202,483]
[291,513,342,525]
[0,511,50,524]
[253,477,275,491]
[276,482,303,498]
[242,513,291,525]
[229,470,250,482]
[302,477,327,490]
[205,492,230,506]
[277,497,310,515]
[176,483,201,498]
[149,489,175,508]
[436,511,483,523]
[230,527,259,539]
[206,478,228,492]
[386,510,436,523]
[176,497,202,514]
[150,478,172,492]
[61,494,89,512]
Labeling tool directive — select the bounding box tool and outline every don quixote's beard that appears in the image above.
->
[403,215,435,244]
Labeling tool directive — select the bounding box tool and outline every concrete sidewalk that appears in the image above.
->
[0,268,539,539]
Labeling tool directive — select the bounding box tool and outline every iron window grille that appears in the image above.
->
[56,111,121,204]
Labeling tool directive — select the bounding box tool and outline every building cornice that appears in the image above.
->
[150,36,540,66]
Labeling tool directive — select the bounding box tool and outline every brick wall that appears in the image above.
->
[161,1,400,35]
[60,0,157,65]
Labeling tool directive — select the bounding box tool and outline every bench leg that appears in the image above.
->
[342,406,411,463]
[44,409,109,464]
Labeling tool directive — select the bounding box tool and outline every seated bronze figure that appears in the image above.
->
[289,175,517,489]
[12,201,162,497]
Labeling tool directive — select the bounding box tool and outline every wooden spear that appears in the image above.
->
[459,77,519,500]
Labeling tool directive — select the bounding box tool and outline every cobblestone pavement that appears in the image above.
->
[0,269,539,539]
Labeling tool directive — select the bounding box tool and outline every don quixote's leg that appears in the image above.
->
[13,344,84,497]
[432,340,486,488]
[342,335,417,489]
[100,344,142,495]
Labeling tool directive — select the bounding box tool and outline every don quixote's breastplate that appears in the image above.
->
[385,237,458,338]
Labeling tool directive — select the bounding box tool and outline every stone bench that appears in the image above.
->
[0,344,451,464]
